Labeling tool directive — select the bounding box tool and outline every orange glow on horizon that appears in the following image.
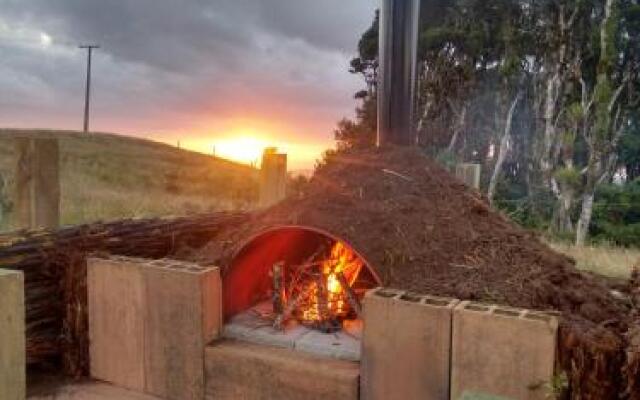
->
[171,132,327,171]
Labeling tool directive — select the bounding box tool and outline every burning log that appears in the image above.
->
[271,262,285,315]
[315,265,332,331]
[336,272,362,318]
[273,288,307,330]
[0,212,248,374]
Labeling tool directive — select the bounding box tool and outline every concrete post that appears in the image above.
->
[0,270,26,400]
[13,138,60,229]
[259,148,287,208]
[455,163,482,190]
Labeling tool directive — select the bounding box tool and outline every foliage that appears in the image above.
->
[0,172,12,230]
[590,179,640,246]
[554,167,582,190]
[339,0,640,245]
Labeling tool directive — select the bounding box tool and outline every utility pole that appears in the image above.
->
[79,44,99,133]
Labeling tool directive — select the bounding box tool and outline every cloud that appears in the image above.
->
[0,0,377,156]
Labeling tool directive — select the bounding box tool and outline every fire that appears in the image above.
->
[297,241,363,326]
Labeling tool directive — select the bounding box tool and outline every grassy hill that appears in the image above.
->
[0,129,259,230]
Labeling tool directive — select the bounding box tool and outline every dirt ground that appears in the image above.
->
[193,146,639,399]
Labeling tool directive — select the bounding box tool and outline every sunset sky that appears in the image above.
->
[0,1,377,170]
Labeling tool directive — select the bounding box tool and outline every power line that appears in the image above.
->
[79,44,100,133]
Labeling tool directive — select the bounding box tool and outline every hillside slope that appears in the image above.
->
[0,129,259,229]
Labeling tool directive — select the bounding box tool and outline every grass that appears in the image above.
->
[0,129,259,230]
[549,241,640,279]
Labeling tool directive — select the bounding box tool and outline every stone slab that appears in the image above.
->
[224,304,362,360]
[205,340,359,400]
[361,288,459,400]
[0,270,25,400]
[295,330,361,362]
[451,302,559,400]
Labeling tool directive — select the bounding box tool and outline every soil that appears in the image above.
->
[191,146,638,399]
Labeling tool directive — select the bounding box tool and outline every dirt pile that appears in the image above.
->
[193,146,637,398]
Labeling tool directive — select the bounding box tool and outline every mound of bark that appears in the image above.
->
[194,146,638,398]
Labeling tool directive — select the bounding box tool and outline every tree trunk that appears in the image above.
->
[447,105,467,154]
[552,186,574,234]
[576,191,594,246]
[488,92,522,205]
[540,74,560,185]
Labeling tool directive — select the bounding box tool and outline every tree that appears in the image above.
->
[334,10,379,151]
[341,0,640,245]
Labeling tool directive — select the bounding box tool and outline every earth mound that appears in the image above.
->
[193,146,637,398]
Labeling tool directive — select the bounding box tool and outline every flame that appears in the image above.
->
[298,241,363,324]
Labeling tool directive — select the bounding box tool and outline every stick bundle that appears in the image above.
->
[0,212,248,376]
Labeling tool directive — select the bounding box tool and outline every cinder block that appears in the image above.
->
[361,288,459,400]
[143,262,221,400]
[0,270,25,400]
[205,340,359,400]
[88,258,146,392]
[87,257,222,400]
[450,302,559,400]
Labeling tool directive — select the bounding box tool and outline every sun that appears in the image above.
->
[213,135,269,166]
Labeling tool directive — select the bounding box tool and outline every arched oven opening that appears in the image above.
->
[222,226,380,360]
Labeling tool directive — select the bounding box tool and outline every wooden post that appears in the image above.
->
[259,148,287,208]
[13,138,60,229]
[455,163,481,190]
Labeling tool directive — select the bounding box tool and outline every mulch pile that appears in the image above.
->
[193,146,639,399]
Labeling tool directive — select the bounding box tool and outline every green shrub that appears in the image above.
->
[591,179,640,247]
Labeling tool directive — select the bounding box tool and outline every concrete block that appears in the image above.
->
[451,302,559,400]
[205,340,359,400]
[0,270,25,400]
[87,257,222,400]
[361,288,459,400]
[88,258,145,392]
[143,262,221,400]
[13,138,60,229]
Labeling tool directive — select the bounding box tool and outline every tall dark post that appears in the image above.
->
[79,45,99,133]
[378,0,420,146]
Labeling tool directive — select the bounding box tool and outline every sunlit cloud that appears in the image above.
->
[0,1,377,170]
[39,32,52,47]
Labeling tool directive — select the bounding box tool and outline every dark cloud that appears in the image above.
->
[0,0,377,148]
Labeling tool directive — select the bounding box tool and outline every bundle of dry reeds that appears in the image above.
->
[0,212,247,376]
